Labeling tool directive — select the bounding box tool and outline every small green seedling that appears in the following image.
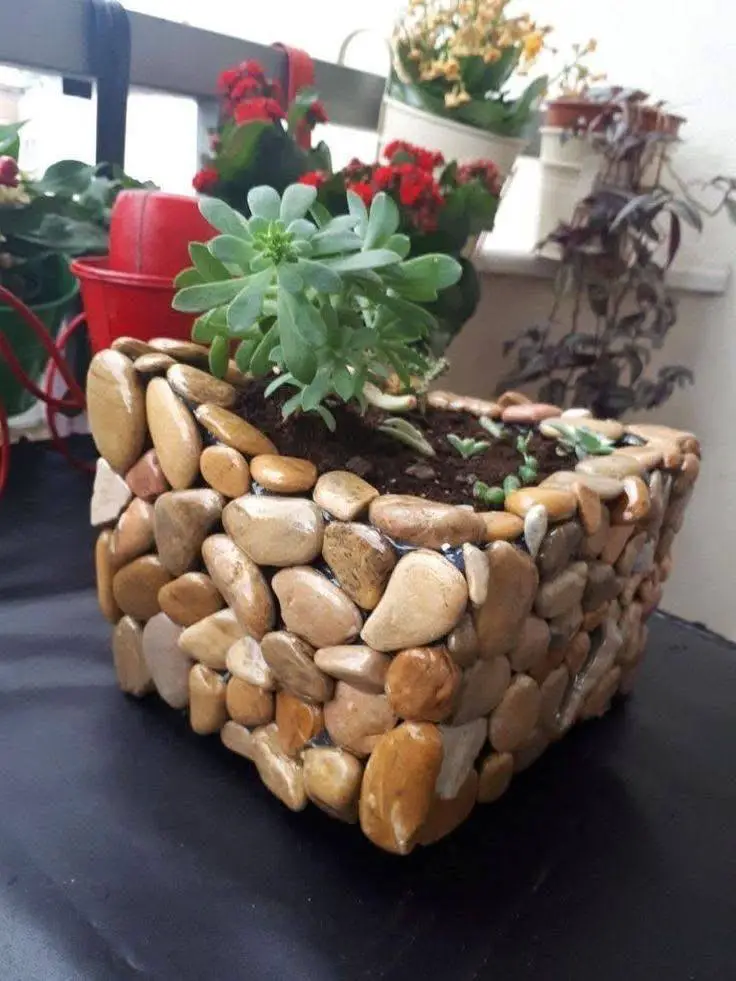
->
[547,421,616,459]
[473,480,506,509]
[514,430,539,485]
[478,416,507,440]
[378,417,436,457]
[446,434,490,459]
[503,474,521,495]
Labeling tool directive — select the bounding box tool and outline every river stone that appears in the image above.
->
[202,535,275,640]
[508,616,550,673]
[154,489,223,576]
[616,532,648,578]
[303,748,363,823]
[361,550,468,653]
[111,498,155,566]
[435,718,486,799]
[600,523,635,565]
[200,445,250,498]
[505,488,577,522]
[359,722,443,854]
[612,475,651,523]
[149,338,209,365]
[583,561,621,611]
[226,677,274,727]
[112,336,154,358]
[125,449,168,502]
[535,562,588,618]
[167,362,236,408]
[453,656,511,725]
[369,495,484,548]
[250,454,317,493]
[419,770,478,846]
[523,504,548,559]
[576,454,643,479]
[146,377,202,490]
[221,721,256,761]
[474,542,538,659]
[313,645,390,694]
[275,692,323,756]
[501,402,561,424]
[571,480,602,536]
[537,520,583,579]
[112,555,171,620]
[87,350,146,474]
[446,613,480,668]
[478,511,524,543]
[581,666,622,720]
[539,665,570,734]
[565,630,591,675]
[322,522,396,611]
[324,682,397,756]
[477,752,514,803]
[133,352,176,376]
[141,612,190,708]
[251,724,307,812]
[261,630,333,703]
[178,608,244,670]
[195,403,277,456]
[582,602,611,633]
[615,443,664,469]
[91,458,132,527]
[497,390,531,409]
[625,422,696,449]
[385,646,460,723]
[559,617,623,730]
[513,727,550,772]
[95,530,121,623]
[462,543,489,606]
[541,469,624,501]
[674,452,701,494]
[272,567,362,648]
[580,505,610,559]
[313,470,379,520]
[226,636,275,690]
[223,495,324,567]
[489,674,542,752]
[189,664,228,735]
[112,616,153,696]
[158,572,224,627]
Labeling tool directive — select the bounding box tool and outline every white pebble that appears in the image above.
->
[524,503,548,559]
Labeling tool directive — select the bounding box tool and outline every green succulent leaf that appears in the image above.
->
[363,192,400,249]
[247,185,281,220]
[174,266,204,289]
[199,195,249,237]
[226,268,274,334]
[208,335,230,378]
[325,249,401,273]
[209,234,255,267]
[173,276,249,312]
[189,242,230,281]
[296,258,342,293]
[277,290,319,383]
[280,183,317,223]
[249,322,280,376]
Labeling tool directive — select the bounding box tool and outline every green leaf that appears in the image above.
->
[503,474,521,495]
[280,183,318,223]
[264,373,296,397]
[278,291,318,383]
[174,266,203,288]
[400,254,463,290]
[363,192,400,249]
[172,277,249,312]
[287,218,317,239]
[209,235,255,267]
[208,335,229,378]
[281,391,304,417]
[199,196,248,236]
[189,242,230,281]
[386,233,411,259]
[310,229,363,256]
[192,310,221,343]
[300,366,333,412]
[34,159,96,194]
[247,186,281,220]
[217,121,269,181]
[249,322,280,376]
[346,189,369,235]
[278,265,304,293]
[296,258,342,293]
[332,365,355,401]
[309,201,332,228]
[0,121,24,158]
[325,249,401,273]
[234,335,261,371]
[314,405,337,431]
[226,268,274,334]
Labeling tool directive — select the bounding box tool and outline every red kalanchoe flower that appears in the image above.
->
[383,140,444,172]
[231,75,262,102]
[305,100,329,126]
[234,97,285,124]
[347,181,373,206]
[192,167,219,193]
[0,155,20,187]
[299,170,328,188]
[456,159,502,196]
[217,67,240,92]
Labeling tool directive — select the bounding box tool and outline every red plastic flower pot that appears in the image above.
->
[70,256,194,352]
[108,189,215,279]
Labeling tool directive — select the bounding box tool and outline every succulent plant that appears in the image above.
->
[446,434,490,459]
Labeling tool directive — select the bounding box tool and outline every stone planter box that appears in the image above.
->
[88,337,700,854]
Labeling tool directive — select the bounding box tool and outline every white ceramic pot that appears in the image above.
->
[379,96,528,179]
[536,127,599,245]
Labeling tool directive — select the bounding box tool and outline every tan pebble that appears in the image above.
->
[224,360,250,387]
[453,656,511,725]
[251,724,307,811]
[435,718,486,799]
[275,692,323,756]
[166,362,236,408]
[572,481,602,535]
[539,665,569,733]
[505,488,577,522]
[250,454,317,493]
[221,720,256,761]
[513,728,550,772]
[125,449,168,502]
[158,572,224,627]
[189,664,228,734]
[226,636,275,690]
[141,613,190,708]
[446,613,480,667]
[501,402,561,424]
[195,403,277,456]
[478,511,524,543]
[474,542,538,659]
[615,443,664,469]
[272,566,362,648]
[91,458,133,527]
[369,494,484,548]
[581,666,622,719]
[418,770,478,845]
[612,475,651,523]
[322,522,396,611]
[112,616,153,696]
[625,422,695,450]
[582,603,611,633]
[261,630,333,703]
[359,722,443,854]
[580,505,610,559]
[541,469,624,501]
[112,555,171,620]
[477,752,514,803]
[583,561,621,610]
[202,535,275,641]
[111,498,155,566]
[361,550,468,653]
[86,350,146,474]
[489,675,542,752]
[674,452,700,494]
[146,377,202,490]
[223,495,323,568]
[200,445,250,498]
[497,390,532,409]
[149,338,209,365]
[463,397,502,418]
[313,645,390,694]
[95,530,121,623]
[303,748,363,823]
[615,532,648,578]
[565,630,591,675]
[133,352,176,375]
[385,646,460,722]
[324,682,397,756]
[538,521,583,579]
[508,616,550,673]
[548,603,584,650]
[313,470,379,520]
[226,676,274,727]
[659,553,674,582]
[462,543,489,606]
[112,336,154,358]
[601,523,635,565]
[656,526,676,564]
[178,608,243,670]
[154,489,223,576]
[576,454,643,479]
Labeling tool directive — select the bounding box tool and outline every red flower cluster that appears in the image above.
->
[216,59,284,121]
[383,140,445,173]
[299,170,328,189]
[305,100,328,126]
[456,160,502,197]
[234,97,285,124]
[192,167,219,193]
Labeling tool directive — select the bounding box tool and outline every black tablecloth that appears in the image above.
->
[1,438,735,981]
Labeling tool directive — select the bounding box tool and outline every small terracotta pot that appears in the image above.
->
[545,97,685,139]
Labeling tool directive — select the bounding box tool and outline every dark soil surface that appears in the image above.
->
[235,378,575,506]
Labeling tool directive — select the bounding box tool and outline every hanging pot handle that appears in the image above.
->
[272,43,316,150]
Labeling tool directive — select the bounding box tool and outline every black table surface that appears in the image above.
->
[1,438,735,981]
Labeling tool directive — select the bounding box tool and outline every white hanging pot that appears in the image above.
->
[536,127,599,245]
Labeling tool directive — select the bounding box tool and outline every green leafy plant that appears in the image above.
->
[377,417,435,457]
[173,184,462,429]
[446,433,489,459]
[473,480,506,509]
[515,432,539,485]
[545,421,616,459]
[478,416,507,440]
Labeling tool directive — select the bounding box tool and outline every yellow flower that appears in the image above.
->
[523,31,544,61]
[445,86,471,108]
[483,47,503,63]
